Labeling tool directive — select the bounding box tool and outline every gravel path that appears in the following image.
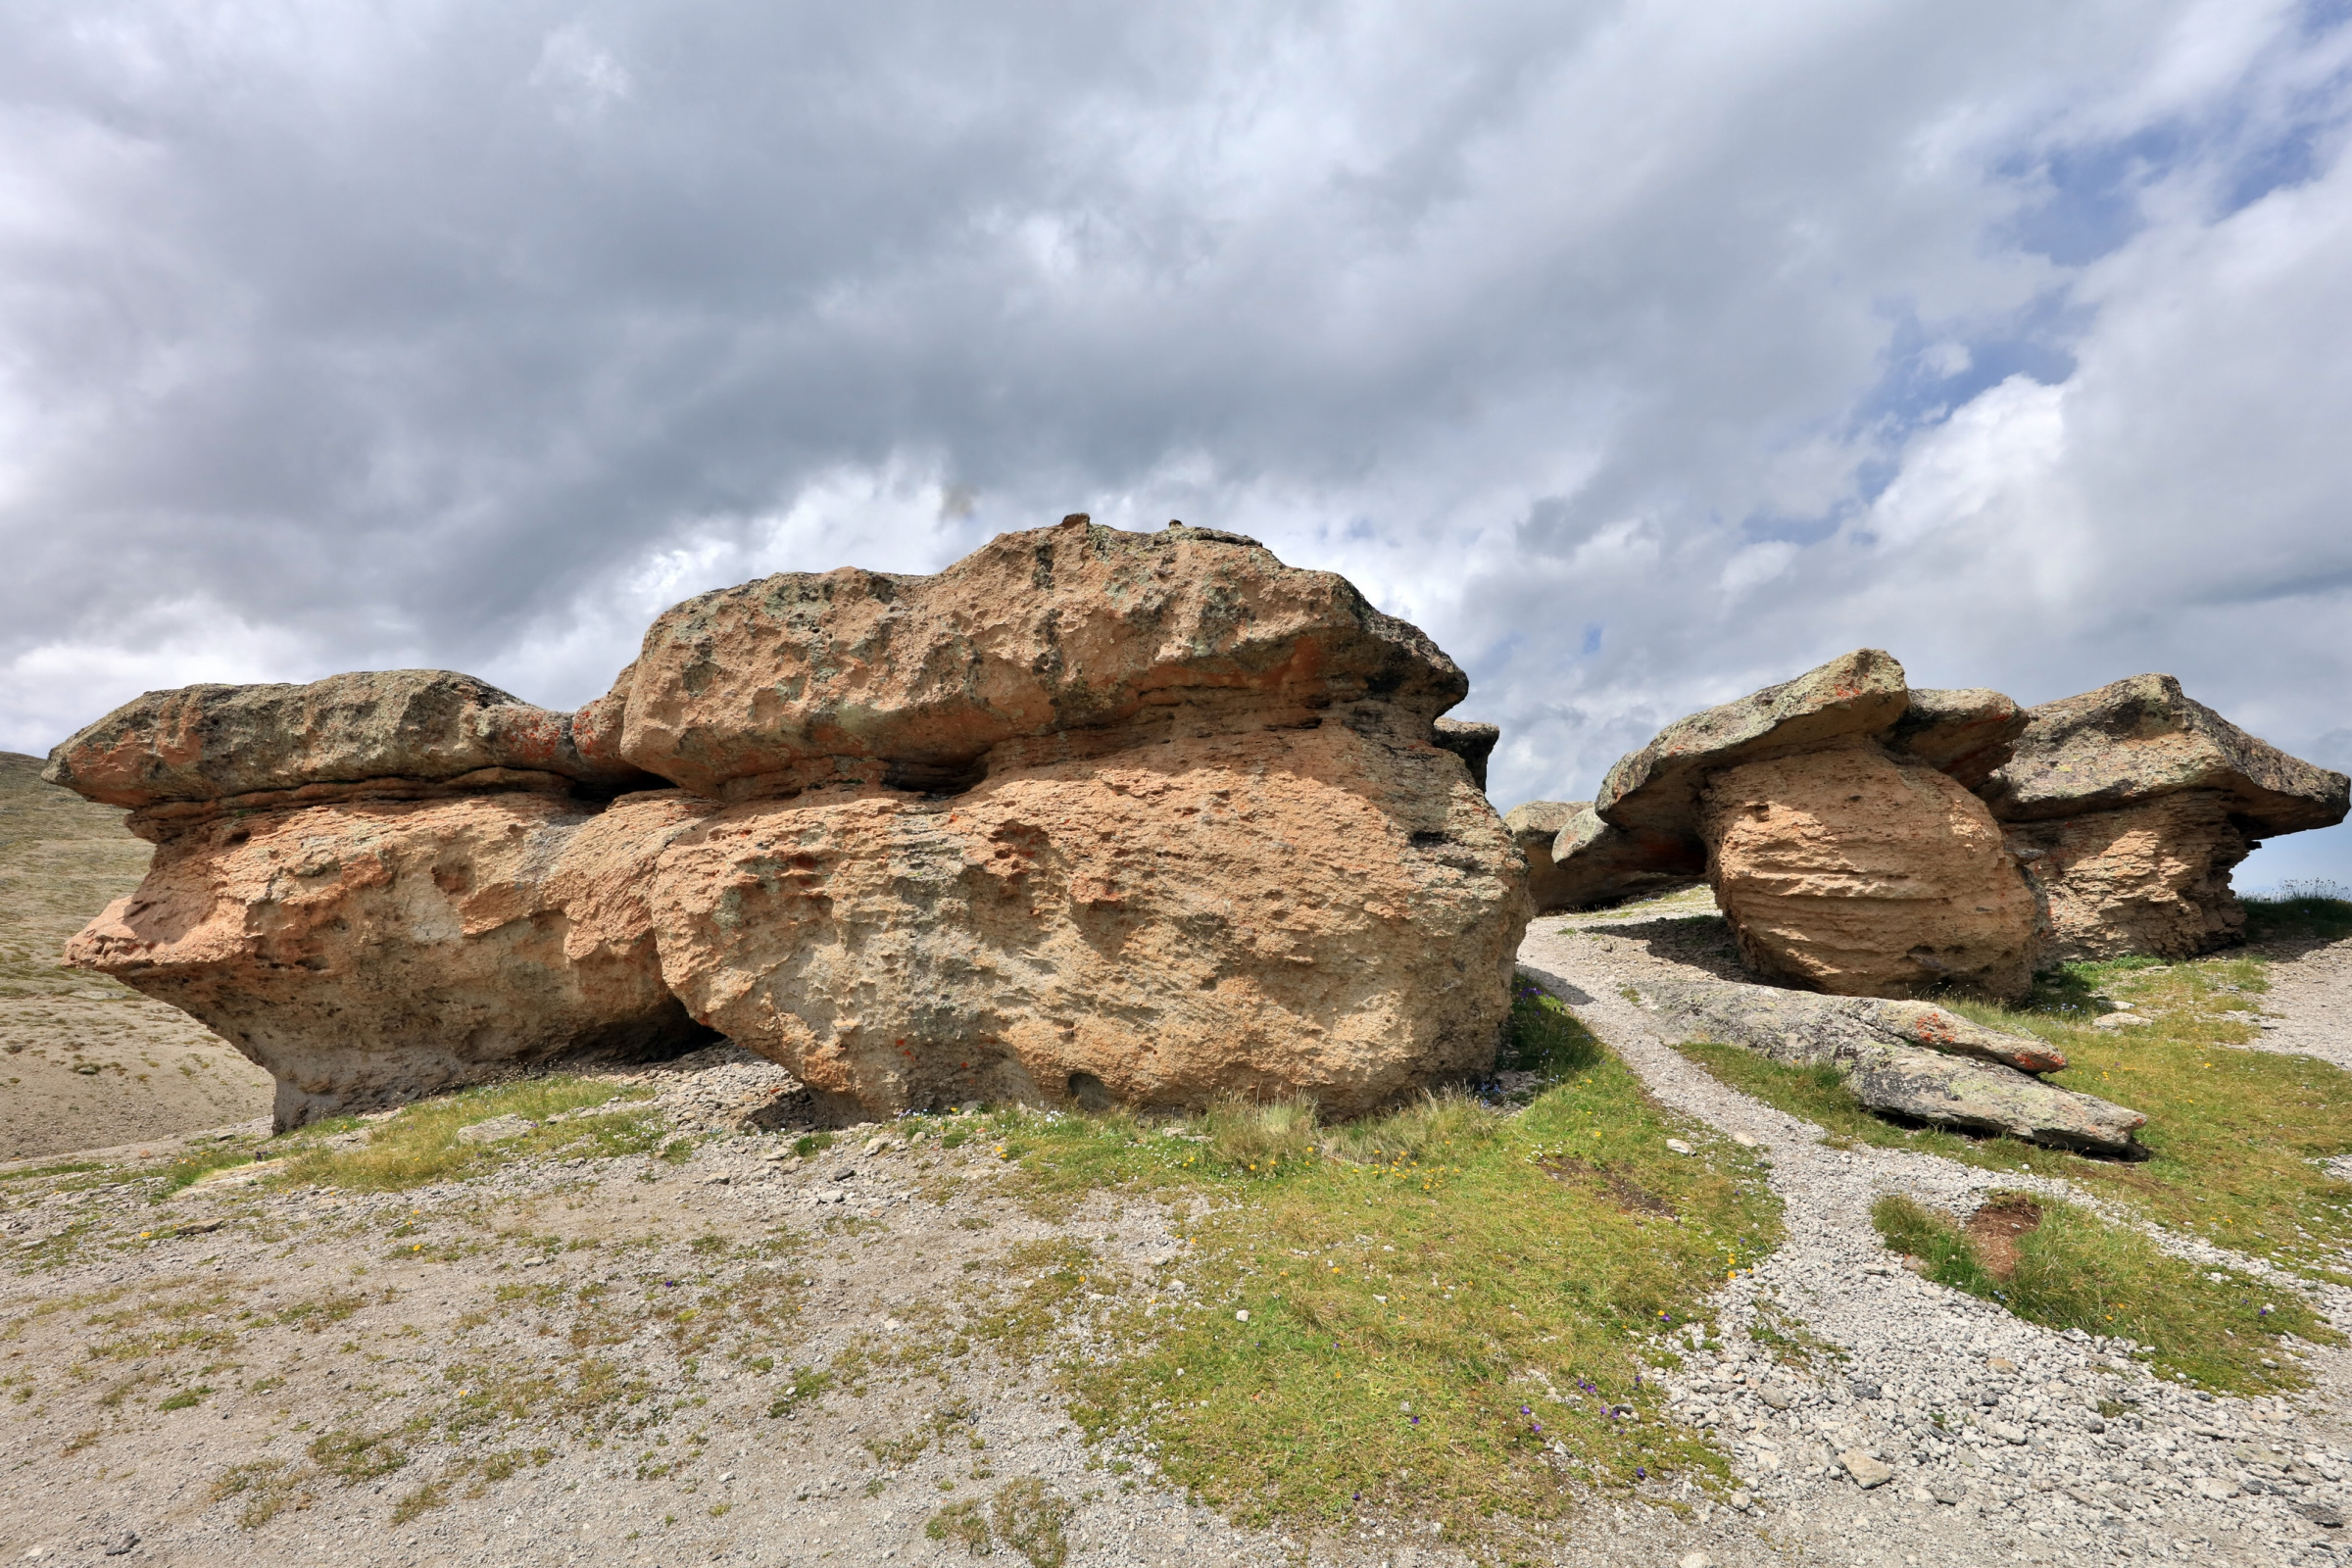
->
[1517,917,2352,1568]
[2245,936,2352,1072]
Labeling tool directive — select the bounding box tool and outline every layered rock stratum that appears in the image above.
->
[48,518,1528,1126]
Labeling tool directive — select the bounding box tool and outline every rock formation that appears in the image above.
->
[65,790,714,1128]
[1534,652,2347,988]
[1700,743,2038,1000]
[51,518,1529,1127]
[1981,674,2349,960]
[1551,650,2039,999]
[1432,718,1499,792]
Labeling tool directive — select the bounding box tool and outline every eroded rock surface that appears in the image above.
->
[1884,688,2026,791]
[1433,718,1499,792]
[46,669,655,808]
[650,727,1521,1121]
[1593,648,1909,839]
[1702,742,2039,1001]
[1983,673,2348,832]
[1630,975,2143,1153]
[605,516,1464,800]
[65,792,715,1127]
[49,519,1528,1126]
[2004,791,2255,961]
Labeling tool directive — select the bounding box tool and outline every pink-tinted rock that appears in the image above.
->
[647,722,1526,1121]
[2003,791,2254,961]
[45,669,657,808]
[65,792,714,1127]
[1701,742,2039,1001]
[606,516,1467,800]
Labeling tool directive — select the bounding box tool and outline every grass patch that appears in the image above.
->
[270,1078,661,1192]
[975,1025,1780,1547]
[1871,1193,2336,1394]
[2243,881,2352,945]
[926,1479,1075,1568]
[1674,953,2352,1283]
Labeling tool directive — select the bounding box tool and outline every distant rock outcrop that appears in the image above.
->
[1528,652,2346,992]
[1982,674,2349,960]
[51,518,1528,1127]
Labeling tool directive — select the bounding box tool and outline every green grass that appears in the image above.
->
[2242,883,2352,945]
[270,1077,662,1192]
[1675,953,2352,1284]
[969,1007,1780,1548]
[1871,1193,2337,1394]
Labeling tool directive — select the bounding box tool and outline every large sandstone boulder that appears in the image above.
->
[602,515,1466,800]
[1701,742,2039,1001]
[45,669,656,808]
[1983,674,2347,961]
[49,518,1528,1126]
[649,726,1519,1121]
[65,792,714,1127]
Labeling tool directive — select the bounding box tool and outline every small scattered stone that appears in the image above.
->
[1849,1378,1883,1400]
[1931,1481,1967,1505]
[1234,1310,1250,1323]
[1759,1385,1795,1411]
[1664,1138,1694,1155]
[1678,1553,1716,1568]
[1986,1356,2019,1374]
[2301,1500,2345,1528]
[457,1114,532,1145]
[1840,1450,1892,1489]
[2195,1476,2241,1501]
[103,1533,137,1557]
[2091,1012,2153,1031]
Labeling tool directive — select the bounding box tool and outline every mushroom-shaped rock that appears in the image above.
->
[607,517,1468,800]
[1593,648,1910,838]
[1700,743,2040,1001]
[1885,688,2027,791]
[1984,675,2348,960]
[1433,718,1500,792]
[44,669,657,808]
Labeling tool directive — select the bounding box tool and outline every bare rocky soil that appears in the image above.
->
[5,878,2351,1567]
[0,752,273,1159]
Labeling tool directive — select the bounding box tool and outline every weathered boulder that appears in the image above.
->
[604,515,1466,800]
[648,724,1522,1121]
[1981,674,2346,959]
[1593,649,1910,838]
[1701,742,2039,1001]
[1626,974,2143,1153]
[1434,718,1500,792]
[1504,801,1581,909]
[44,669,656,808]
[1982,673,2348,832]
[2003,791,2253,961]
[50,518,1529,1126]
[1885,688,2027,791]
[65,791,715,1128]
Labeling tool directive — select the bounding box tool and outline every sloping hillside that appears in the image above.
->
[0,751,271,1157]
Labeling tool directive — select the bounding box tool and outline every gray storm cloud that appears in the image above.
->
[2,0,2348,883]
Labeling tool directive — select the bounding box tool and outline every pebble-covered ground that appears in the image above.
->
[3,924,2349,1568]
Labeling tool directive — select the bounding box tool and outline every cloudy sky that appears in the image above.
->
[4,0,2349,884]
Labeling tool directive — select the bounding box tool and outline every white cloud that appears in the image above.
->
[0,0,2346,879]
